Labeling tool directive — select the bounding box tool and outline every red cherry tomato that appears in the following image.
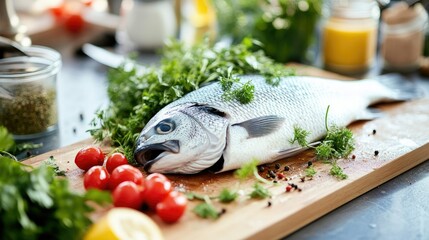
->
[75,146,105,171]
[112,181,144,210]
[109,165,144,191]
[156,191,187,223]
[83,166,110,190]
[146,173,168,181]
[65,13,85,34]
[144,176,172,209]
[105,152,129,174]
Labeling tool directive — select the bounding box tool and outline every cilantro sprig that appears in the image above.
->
[0,155,111,240]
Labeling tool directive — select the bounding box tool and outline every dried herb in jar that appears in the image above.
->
[0,84,57,135]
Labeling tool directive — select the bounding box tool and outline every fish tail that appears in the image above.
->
[374,74,423,101]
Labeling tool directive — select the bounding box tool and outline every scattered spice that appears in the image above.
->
[268,170,276,179]
[267,201,272,207]
[274,163,281,170]
[284,166,290,171]
[300,177,306,182]
[258,166,265,172]
[79,113,84,121]
[372,129,376,135]
[277,172,285,179]
[285,185,292,192]
[352,154,356,159]
[307,161,313,167]
[374,150,379,156]
[273,180,278,184]
[73,128,77,134]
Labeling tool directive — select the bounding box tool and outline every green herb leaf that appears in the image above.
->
[305,166,317,177]
[0,126,14,152]
[330,163,348,180]
[249,183,271,199]
[234,159,259,180]
[0,155,111,240]
[43,156,66,176]
[289,124,310,147]
[193,202,219,219]
[218,188,238,203]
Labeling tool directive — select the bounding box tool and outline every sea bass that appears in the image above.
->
[134,75,417,174]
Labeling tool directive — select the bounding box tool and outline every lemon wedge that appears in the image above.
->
[84,208,164,240]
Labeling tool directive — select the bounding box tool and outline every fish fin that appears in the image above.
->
[277,141,320,159]
[356,108,384,121]
[233,115,285,139]
[376,74,423,101]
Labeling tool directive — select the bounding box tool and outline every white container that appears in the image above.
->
[117,0,177,49]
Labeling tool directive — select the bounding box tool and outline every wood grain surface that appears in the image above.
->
[24,66,429,239]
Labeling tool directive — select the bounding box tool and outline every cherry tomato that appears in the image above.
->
[83,166,110,190]
[156,191,187,223]
[65,13,85,34]
[75,146,105,171]
[146,173,168,181]
[105,152,129,174]
[109,165,144,191]
[144,176,172,209]
[112,181,144,210]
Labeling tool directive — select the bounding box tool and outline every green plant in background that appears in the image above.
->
[213,0,322,63]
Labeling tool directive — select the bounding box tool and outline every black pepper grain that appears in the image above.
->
[274,163,281,170]
[284,166,290,171]
[374,150,379,156]
[73,128,77,134]
[267,201,272,207]
[300,177,305,182]
[307,161,312,167]
[372,129,376,135]
[273,180,278,184]
[258,166,265,172]
[268,170,276,178]
[79,113,84,121]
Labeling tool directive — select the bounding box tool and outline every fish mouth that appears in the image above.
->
[134,140,180,172]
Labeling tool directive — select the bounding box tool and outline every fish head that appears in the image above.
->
[134,103,229,174]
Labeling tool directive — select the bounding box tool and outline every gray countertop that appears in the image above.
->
[29,51,429,239]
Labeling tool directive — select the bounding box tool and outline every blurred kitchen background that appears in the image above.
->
[1,0,429,151]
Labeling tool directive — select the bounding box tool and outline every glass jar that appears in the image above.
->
[116,0,177,49]
[0,46,61,139]
[381,2,428,72]
[322,0,380,75]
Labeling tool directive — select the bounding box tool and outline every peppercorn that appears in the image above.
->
[298,188,302,192]
[372,129,376,135]
[286,185,292,192]
[284,166,290,171]
[273,180,278,184]
[374,150,379,156]
[268,170,276,178]
[352,154,356,159]
[274,163,281,170]
[300,177,305,182]
[258,166,265,172]
[219,208,227,215]
[79,113,84,121]
[307,161,312,167]
[277,173,285,179]
[267,201,272,207]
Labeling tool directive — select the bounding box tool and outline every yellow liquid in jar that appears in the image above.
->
[323,18,377,74]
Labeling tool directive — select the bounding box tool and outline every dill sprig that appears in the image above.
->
[305,166,317,177]
[330,162,348,180]
[89,38,294,160]
[289,125,310,147]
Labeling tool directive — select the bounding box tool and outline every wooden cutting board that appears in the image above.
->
[24,66,429,239]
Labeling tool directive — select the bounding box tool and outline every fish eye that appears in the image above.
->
[155,119,175,134]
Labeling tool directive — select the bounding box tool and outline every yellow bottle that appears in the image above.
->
[322,0,380,75]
